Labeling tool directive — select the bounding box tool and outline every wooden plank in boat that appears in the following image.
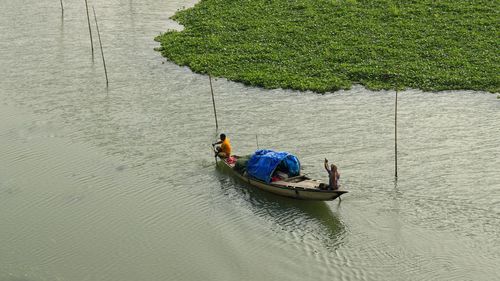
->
[272,180,319,190]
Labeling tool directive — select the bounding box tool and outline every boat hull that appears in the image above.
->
[217,159,347,201]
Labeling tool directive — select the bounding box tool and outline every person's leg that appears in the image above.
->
[214,146,222,157]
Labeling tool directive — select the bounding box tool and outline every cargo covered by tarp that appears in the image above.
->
[246,149,300,183]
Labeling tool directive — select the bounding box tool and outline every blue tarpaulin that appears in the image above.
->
[246,149,301,183]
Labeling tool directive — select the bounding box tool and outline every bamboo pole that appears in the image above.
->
[92,6,109,87]
[60,0,64,12]
[395,90,398,178]
[84,0,94,57]
[209,75,219,130]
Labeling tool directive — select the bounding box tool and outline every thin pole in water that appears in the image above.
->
[60,0,64,12]
[256,134,259,149]
[92,6,109,87]
[209,75,219,130]
[84,0,94,58]
[395,90,398,178]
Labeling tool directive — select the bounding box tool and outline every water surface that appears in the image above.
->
[0,1,499,280]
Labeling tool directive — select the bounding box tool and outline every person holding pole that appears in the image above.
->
[212,134,232,159]
[324,158,340,190]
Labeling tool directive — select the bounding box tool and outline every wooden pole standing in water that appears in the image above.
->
[209,75,219,130]
[84,0,94,57]
[92,6,109,87]
[395,90,398,178]
[60,0,64,12]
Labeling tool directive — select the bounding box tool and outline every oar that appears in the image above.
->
[208,76,219,165]
[212,130,219,166]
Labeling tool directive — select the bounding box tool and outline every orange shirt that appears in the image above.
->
[220,138,232,155]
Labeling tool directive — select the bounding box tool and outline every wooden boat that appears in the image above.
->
[217,156,347,201]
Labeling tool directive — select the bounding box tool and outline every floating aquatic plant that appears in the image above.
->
[156,0,499,93]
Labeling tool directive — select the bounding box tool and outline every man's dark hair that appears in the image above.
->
[220,133,226,140]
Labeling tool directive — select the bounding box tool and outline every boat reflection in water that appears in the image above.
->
[215,168,346,250]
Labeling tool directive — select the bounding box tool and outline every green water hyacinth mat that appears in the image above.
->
[155,0,499,93]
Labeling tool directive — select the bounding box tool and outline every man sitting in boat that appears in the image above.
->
[324,158,340,190]
[212,133,232,159]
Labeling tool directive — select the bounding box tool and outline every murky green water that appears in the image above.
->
[1,1,499,280]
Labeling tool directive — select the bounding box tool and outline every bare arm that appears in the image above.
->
[324,159,330,172]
